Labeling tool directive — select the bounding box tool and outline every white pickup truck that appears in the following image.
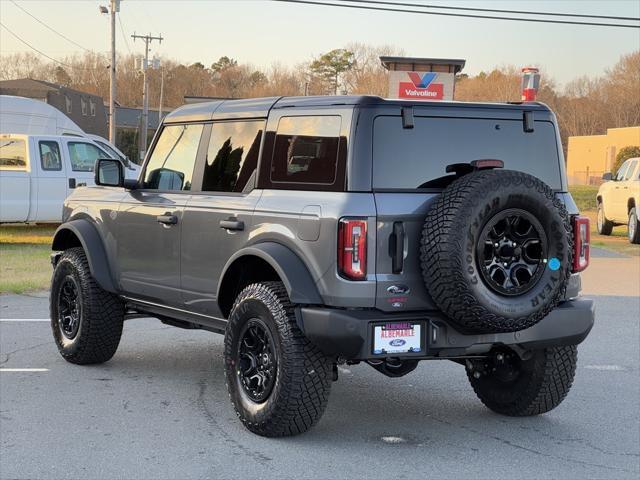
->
[597,157,640,244]
[0,133,139,223]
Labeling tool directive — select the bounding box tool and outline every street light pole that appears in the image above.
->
[109,0,119,144]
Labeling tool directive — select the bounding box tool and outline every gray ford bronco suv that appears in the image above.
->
[50,95,595,437]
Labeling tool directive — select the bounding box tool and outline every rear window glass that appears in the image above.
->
[0,138,27,170]
[372,116,562,190]
[271,116,341,185]
[39,141,62,171]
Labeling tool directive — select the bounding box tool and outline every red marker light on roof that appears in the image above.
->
[521,67,540,102]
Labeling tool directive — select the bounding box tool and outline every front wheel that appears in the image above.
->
[224,281,332,437]
[467,346,577,416]
[50,247,125,364]
[597,202,614,235]
[628,207,640,244]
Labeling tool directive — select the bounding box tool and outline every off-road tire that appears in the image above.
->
[224,281,332,437]
[420,169,572,334]
[597,202,614,235]
[468,346,577,416]
[50,247,124,364]
[628,207,640,244]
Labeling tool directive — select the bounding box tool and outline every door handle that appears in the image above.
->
[389,221,405,273]
[68,178,76,189]
[156,213,178,225]
[220,218,244,231]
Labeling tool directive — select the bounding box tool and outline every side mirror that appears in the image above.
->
[602,172,613,181]
[95,158,124,187]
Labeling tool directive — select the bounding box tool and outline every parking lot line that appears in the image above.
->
[0,318,50,322]
[0,368,49,372]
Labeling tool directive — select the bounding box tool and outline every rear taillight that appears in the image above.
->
[338,218,367,280]
[572,216,590,272]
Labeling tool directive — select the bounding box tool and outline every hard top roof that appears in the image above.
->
[162,95,551,124]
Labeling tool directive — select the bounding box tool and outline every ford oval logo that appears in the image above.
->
[389,339,406,347]
[387,284,410,295]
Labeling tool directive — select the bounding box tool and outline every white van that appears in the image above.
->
[0,95,85,136]
[0,95,137,168]
[0,133,133,223]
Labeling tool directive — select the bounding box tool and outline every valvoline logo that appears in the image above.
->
[399,72,444,100]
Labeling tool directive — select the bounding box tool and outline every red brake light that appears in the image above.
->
[572,216,590,272]
[338,218,367,280]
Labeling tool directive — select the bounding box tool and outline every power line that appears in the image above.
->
[118,15,132,54]
[343,0,640,22]
[9,0,92,52]
[0,21,100,72]
[273,0,640,28]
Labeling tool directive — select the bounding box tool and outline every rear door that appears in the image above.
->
[0,135,30,222]
[34,138,67,222]
[114,123,205,305]
[181,119,265,316]
[371,113,564,313]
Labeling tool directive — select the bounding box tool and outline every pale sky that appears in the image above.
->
[0,0,639,87]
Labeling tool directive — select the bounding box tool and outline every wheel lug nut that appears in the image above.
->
[503,262,508,267]
[494,243,499,247]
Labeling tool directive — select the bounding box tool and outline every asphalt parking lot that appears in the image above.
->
[1,256,639,479]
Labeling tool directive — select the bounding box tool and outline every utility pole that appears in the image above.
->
[100,0,120,143]
[158,67,164,123]
[132,32,163,161]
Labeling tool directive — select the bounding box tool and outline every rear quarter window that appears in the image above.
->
[0,138,27,170]
[372,116,562,190]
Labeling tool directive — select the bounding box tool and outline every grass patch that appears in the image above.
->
[0,224,57,245]
[583,211,639,257]
[569,185,599,213]
[1,225,55,293]
[0,243,52,293]
[567,187,639,256]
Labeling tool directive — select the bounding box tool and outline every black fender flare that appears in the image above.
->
[217,242,323,306]
[51,219,117,293]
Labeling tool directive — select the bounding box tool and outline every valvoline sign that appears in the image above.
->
[398,72,444,100]
[388,71,454,101]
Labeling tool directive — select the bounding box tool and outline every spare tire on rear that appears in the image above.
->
[420,169,572,334]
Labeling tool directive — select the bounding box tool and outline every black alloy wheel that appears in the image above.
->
[58,276,82,340]
[236,318,277,403]
[477,208,548,296]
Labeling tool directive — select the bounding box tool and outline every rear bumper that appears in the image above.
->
[296,298,595,360]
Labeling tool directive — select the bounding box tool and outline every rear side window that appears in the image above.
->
[39,141,62,171]
[0,138,27,170]
[202,120,264,193]
[271,116,341,185]
[143,124,204,191]
[372,116,563,190]
[67,142,102,171]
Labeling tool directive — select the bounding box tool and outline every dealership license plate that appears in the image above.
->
[373,322,422,355]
